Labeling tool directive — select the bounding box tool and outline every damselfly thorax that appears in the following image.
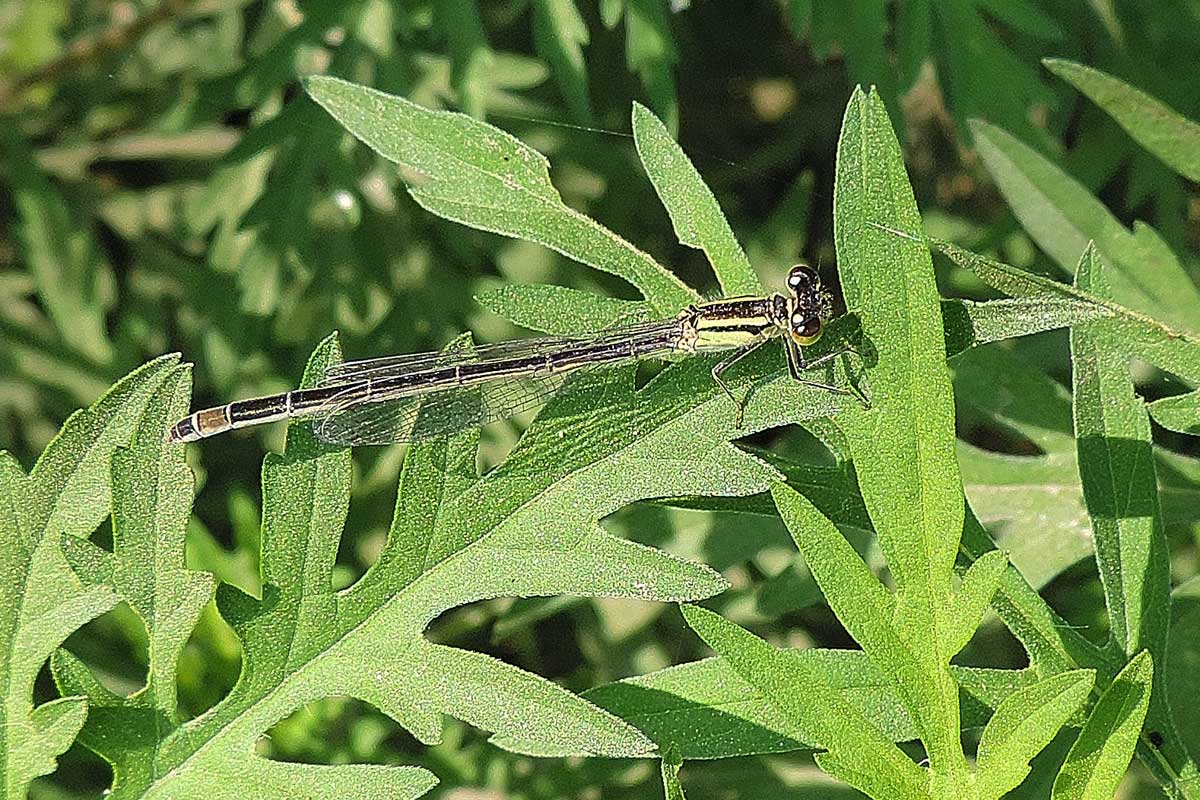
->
[169,265,858,446]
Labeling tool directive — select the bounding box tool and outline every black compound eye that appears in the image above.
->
[792,315,823,344]
[787,264,819,291]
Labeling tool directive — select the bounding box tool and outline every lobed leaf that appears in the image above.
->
[304,75,697,315]
[1,355,178,798]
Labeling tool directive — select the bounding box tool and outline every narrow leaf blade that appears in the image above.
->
[1045,59,1200,182]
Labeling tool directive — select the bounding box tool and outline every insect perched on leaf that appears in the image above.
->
[169,265,864,446]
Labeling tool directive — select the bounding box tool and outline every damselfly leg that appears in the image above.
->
[785,338,872,409]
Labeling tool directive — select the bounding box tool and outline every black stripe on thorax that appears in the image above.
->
[695,297,774,320]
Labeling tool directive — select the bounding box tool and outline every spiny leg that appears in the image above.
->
[787,339,871,408]
[711,337,769,427]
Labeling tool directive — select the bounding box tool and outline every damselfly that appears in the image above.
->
[168,265,860,446]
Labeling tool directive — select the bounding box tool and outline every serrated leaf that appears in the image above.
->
[632,102,760,296]
[305,75,697,315]
[1052,652,1154,800]
[975,670,1094,798]
[1,356,178,798]
[1045,59,1200,182]
[969,119,1200,332]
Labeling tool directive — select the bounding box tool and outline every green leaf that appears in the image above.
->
[810,0,897,135]
[974,670,1094,798]
[632,102,761,296]
[621,0,679,131]
[1068,244,1193,786]
[953,347,1098,589]
[1,355,178,798]
[51,365,215,785]
[913,1,1057,141]
[968,119,1200,332]
[1070,245,1172,662]
[430,0,494,118]
[941,296,1111,358]
[1045,59,1200,182]
[91,288,871,795]
[474,284,649,335]
[681,605,929,799]
[3,129,114,365]
[833,88,969,775]
[1148,390,1200,435]
[305,76,697,315]
[933,239,1200,388]
[1052,651,1154,800]
[585,645,1032,758]
[834,88,962,602]
[940,549,1007,657]
[531,0,594,123]
[0,0,66,74]
[660,743,686,800]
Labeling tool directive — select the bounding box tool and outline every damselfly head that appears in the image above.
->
[786,264,819,292]
[785,263,830,346]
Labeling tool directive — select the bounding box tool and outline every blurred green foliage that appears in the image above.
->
[1,1,1199,798]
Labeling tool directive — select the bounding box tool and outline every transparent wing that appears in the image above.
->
[318,319,680,386]
[310,319,685,445]
[312,372,567,445]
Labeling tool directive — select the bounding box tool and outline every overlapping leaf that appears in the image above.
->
[969,118,1200,333]
[47,90,892,798]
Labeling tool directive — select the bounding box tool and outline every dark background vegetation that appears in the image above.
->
[2,1,1198,797]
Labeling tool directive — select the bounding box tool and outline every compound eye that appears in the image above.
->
[787,264,819,292]
[791,315,823,345]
